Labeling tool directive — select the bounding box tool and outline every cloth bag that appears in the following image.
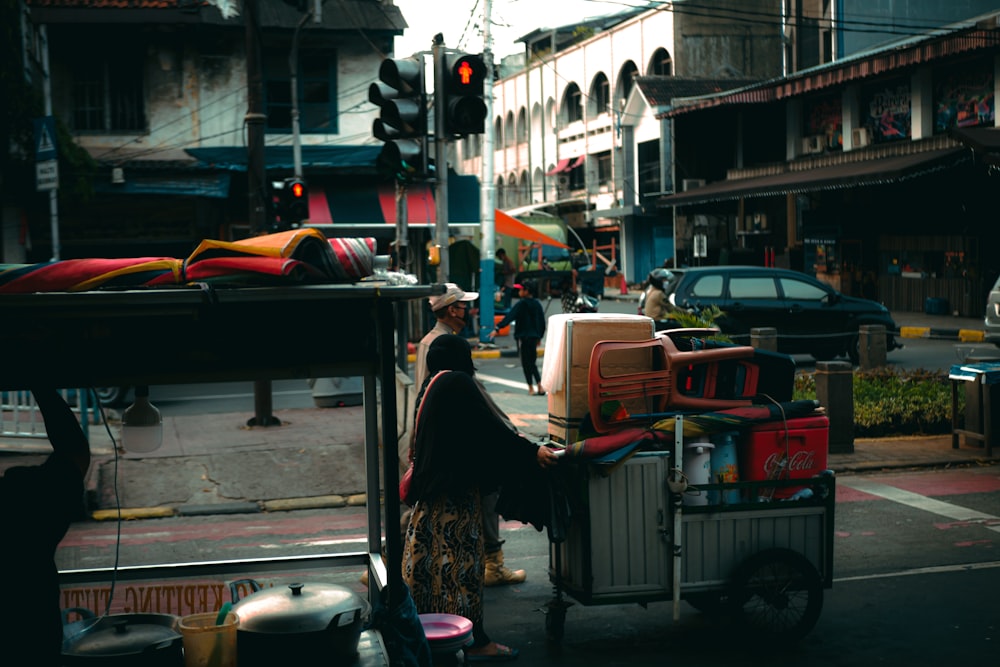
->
[398,371,446,504]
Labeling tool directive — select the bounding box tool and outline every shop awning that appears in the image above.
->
[545,158,572,175]
[94,172,231,198]
[186,145,381,172]
[545,156,586,176]
[495,209,570,248]
[658,147,969,207]
[303,172,481,228]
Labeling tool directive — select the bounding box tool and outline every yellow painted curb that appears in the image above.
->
[263,495,347,512]
[959,329,985,342]
[92,506,176,521]
[899,326,929,338]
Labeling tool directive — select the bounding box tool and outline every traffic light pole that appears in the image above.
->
[432,38,450,284]
[245,0,279,427]
[478,0,496,344]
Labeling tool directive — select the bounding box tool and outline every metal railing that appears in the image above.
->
[0,389,101,449]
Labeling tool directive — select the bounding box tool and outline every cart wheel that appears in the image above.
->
[729,548,823,641]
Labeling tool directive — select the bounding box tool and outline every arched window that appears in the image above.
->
[504,111,515,147]
[516,107,528,144]
[647,48,672,76]
[532,166,545,202]
[506,173,518,208]
[589,72,611,116]
[531,102,543,141]
[615,61,638,107]
[494,116,503,147]
[495,176,505,209]
[518,170,529,205]
[562,83,583,124]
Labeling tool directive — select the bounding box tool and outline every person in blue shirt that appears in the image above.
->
[491,280,547,395]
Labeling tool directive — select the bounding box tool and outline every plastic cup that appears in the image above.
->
[178,611,239,667]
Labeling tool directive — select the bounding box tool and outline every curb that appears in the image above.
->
[91,494,370,522]
[88,451,998,521]
[898,326,985,342]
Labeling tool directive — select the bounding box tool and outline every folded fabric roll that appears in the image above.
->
[0,258,182,293]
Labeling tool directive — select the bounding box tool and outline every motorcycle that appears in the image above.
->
[571,292,599,313]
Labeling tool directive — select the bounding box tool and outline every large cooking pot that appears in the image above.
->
[61,609,183,666]
[230,579,369,666]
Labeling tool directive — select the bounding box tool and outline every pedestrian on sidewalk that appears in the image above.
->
[402,335,558,662]
[491,280,546,396]
[0,388,91,666]
[414,284,532,588]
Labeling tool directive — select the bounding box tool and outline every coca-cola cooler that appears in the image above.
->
[739,415,829,499]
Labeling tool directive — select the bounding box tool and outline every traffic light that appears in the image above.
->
[442,52,487,136]
[282,176,309,226]
[369,57,429,182]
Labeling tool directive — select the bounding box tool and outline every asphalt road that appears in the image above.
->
[54,466,1000,666]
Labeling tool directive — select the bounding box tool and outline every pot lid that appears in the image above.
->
[232,582,365,634]
[63,614,182,657]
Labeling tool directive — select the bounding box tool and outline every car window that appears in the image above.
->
[688,274,724,298]
[728,276,778,299]
[779,277,827,301]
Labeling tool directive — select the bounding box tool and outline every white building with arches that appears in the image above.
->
[453,2,784,282]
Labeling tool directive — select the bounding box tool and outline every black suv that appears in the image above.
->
[658,266,900,363]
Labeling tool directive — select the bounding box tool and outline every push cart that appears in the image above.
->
[545,415,835,643]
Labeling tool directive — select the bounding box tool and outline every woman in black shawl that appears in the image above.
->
[402,335,557,662]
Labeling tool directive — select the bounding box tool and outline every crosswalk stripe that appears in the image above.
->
[839,477,1000,533]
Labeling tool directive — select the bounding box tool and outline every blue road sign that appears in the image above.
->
[34,116,58,161]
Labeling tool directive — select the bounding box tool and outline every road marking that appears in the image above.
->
[835,559,1000,583]
[839,477,1000,534]
[477,372,530,391]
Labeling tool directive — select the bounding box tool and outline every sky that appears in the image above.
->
[392,0,643,61]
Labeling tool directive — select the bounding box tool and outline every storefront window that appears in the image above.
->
[803,94,842,151]
[934,63,995,132]
[860,79,911,143]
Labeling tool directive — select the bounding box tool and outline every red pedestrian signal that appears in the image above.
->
[443,52,487,136]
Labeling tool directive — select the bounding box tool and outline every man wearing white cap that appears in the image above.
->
[411,283,528,587]
[414,283,479,390]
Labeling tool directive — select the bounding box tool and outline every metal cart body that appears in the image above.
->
[547,419,835,641]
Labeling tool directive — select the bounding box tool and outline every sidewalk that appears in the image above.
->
[36,402,997,521]
[2,301,994,520]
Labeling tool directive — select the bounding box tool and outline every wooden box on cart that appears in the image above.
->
[543,314,655,445]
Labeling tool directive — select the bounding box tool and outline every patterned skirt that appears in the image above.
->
[402,489,484,625]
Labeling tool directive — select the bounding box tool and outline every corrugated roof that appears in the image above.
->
[661,15,1000,119]
[635,76,760,111]
[658,147,969,207]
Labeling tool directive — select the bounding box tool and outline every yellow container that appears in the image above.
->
[178,611,239,667]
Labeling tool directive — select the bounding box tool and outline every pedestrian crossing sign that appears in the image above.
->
[34,116,57,161]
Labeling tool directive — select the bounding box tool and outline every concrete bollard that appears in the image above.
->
[750,327,778,352]
[815,360,854,454]
[858,324,887,370]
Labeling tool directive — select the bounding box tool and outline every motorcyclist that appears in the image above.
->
[642,268,675,323]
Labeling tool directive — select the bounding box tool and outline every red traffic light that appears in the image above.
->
[449,54,485,90]
[290,181,305,198]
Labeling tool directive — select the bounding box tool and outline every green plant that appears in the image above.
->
[792,367,960,437]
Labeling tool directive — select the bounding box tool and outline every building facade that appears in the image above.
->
[658,10,1000,316]
[4,0,405,263]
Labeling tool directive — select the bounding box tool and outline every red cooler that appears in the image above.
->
[740,415,829,499]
